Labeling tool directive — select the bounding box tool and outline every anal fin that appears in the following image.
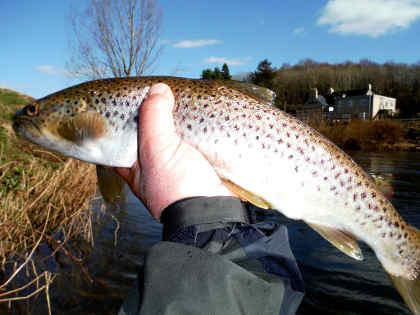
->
[387,272,420,315]
[307,222,363,261]
[97,165,125,204]
[221,178,273,209]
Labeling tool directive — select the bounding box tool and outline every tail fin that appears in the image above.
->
[387,225,420,314]
[387,272,420,314]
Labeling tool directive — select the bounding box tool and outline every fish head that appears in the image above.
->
[12,88,111,164]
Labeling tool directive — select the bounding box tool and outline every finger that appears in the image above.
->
[138,83,178,159]
[114,167,131,181]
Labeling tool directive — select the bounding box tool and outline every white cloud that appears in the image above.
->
[35,65,70,76]
[318,0,420,37]
[204,56,250,66]
[292,27,305,36]
[173,39,222,48]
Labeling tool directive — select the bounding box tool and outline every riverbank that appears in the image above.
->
[308,119,420,152]
[0,89,97,308]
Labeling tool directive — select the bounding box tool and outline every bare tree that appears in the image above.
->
[67,0,162,79]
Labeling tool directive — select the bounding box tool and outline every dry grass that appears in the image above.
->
[309,119,405,151]
[0,118,97,309]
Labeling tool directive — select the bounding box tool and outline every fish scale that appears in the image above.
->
[12,76,420,314]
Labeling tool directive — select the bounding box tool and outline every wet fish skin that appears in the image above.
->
[12,76,420,313]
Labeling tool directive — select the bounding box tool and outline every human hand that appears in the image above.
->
[115,83,235,220]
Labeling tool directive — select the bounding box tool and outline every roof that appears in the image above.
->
[330,88,370,98]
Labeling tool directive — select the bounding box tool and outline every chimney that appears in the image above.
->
[313,88,318,100]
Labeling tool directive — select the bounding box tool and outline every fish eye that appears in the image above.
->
[26,103,39,116]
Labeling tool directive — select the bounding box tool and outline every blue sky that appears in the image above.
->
[1,0,420,99]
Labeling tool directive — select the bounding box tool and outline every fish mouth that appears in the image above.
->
[12,118,41,139]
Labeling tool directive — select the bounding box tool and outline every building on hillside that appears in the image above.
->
[296,84,397,121]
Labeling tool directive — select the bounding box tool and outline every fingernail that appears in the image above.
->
[148,83,170,96]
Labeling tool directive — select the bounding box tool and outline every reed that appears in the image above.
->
[0,102,97,310]
[309,119,405,151]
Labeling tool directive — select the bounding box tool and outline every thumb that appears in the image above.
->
[138,83,178,160]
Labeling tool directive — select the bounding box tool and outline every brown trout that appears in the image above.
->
[12,77,420,313]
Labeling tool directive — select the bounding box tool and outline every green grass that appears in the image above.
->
[0,88,33,121]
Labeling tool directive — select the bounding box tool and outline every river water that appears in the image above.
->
[3,151,420,314]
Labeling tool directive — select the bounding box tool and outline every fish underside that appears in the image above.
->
[12,76,420,313]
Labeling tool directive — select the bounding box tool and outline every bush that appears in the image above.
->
[309,119,404,151]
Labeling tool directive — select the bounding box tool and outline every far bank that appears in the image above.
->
[308,119,420,152]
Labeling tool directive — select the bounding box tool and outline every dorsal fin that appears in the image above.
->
[224,80,276,104]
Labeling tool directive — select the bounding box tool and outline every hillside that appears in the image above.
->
[0,88,34,121]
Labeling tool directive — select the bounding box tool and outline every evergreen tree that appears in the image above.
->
[250,59,276,89]
[221,63,232,80]
[201,68,213,80]
[213,67,222,80]
[201,65,231,81]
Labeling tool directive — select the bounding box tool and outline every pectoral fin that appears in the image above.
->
[221,178,273,209]
[96,165,125,204]
[307,222,363,261]
[57,111,107,143]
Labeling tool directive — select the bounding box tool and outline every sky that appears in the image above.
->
[1,0,420,99]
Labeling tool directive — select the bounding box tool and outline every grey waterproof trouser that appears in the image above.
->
[119,197,304,315]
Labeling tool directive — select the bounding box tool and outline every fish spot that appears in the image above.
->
[324,176,328,181]
[120,114,125,120]
[361,192,367,199]
[353,193,357,201]
[371,192,376,198]
[330,186,336,191]
[287,142,291,148]
[105,112,111,118]
[187,124,192,130]
[199,118,204,123]
[288,154,293,159]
